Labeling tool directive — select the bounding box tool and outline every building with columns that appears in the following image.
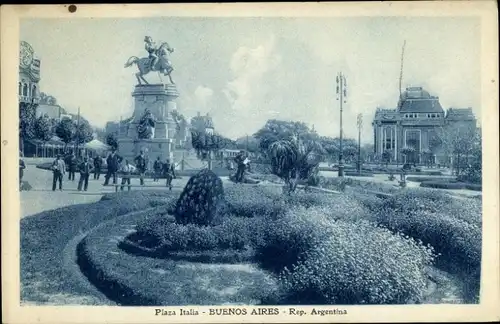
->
[19,41,41,104]
[372,86,477,165]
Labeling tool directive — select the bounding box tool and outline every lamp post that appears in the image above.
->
[356,113,363,174]
[336,72,348,177]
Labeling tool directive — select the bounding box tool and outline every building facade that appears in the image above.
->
[372,86,477,165]
[19,41,41,105]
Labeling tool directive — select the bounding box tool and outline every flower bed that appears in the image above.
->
[254,206,435,305]
[356,188,482,301]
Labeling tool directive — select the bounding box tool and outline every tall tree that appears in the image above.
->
[235,135,260,153]
[34,114,53,142]
[55,117,75,150]
[74,119,94,145]
[105,133,119,150]
[438,125,478,176]
[19,103,37,153]
[253,119,317,152]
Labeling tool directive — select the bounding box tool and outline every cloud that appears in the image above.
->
[223,36,281,112]
[194,85,214,108]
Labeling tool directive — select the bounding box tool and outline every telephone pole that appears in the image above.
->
[336,72,348,177]
[74,107,81,157]
[357,113,363,174]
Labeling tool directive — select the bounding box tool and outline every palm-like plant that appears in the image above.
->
[268,135,324,194]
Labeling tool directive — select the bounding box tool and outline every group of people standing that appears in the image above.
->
[48,149,177,192]
[51,154,94,192]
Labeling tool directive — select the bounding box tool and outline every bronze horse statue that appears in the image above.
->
[124,42,175,85]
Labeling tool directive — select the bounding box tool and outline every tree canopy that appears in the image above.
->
[55,118,75,145]
[34,114,53,142]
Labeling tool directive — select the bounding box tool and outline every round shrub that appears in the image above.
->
[277,220,435,305]
[134,216,254,252]
[174,169,228,226]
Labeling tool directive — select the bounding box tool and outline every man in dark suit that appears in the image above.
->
[68,153,77,181]
[93,155,103,180]
[19,154,26,187]
[103,150,119,185]
[77,157,93,191]
[134,150,147,186]
[234,150,246,183]
[162,159,176,190]
[52,155,66,191]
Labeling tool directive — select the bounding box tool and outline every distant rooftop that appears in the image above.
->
[397,86,444,113]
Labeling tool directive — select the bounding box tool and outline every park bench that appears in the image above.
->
[105,173,177,192]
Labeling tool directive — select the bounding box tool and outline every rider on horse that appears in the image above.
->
[144,36,158,70]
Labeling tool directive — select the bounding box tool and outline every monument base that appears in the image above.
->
[118,138,174,168]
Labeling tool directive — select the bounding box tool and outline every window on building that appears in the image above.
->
[22,84,28,96]
[18,83,22,95]
[384,127,396,151]
[405,130,421,152]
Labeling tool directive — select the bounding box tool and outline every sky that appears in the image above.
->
[20,16,481,142]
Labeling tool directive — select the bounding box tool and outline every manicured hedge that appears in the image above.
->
[420,181,482,191]
[406,176,457,182]
[344,171,374,177]
[319,176,398,194]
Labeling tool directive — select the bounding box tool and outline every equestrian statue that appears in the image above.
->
[124,36,175,85]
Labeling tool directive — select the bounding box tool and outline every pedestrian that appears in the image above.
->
[19,152,26,187]
[77,157,93,191]
[51,155,66,191]
[93,155,102,180]
[153,156,162,182]
[134,150,147,186]
[234,150,246,183]
[68,153,77,181]
[162,159,176,190]
[120,160,136,191]
[103,150,119,186]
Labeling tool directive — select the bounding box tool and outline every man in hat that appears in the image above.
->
[51,155,66,191]
[144,36,158,70]
[162,158,176,191]
[68,153,77,181]
[234,150,247,183]
[120,160,136,191]
[19,151,26,188]
[93,154,103,180]
[77,157,93,191]
[104,150,119,186]
[153,156,162,182]
[134,150,147,186]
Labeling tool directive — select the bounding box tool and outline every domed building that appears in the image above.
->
[372,86,477,165]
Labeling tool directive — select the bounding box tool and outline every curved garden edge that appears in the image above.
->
[76,208,161,306]
[76,207,274,306]
[119,236,255,264]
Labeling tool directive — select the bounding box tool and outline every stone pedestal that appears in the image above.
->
[117,83,179,165]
